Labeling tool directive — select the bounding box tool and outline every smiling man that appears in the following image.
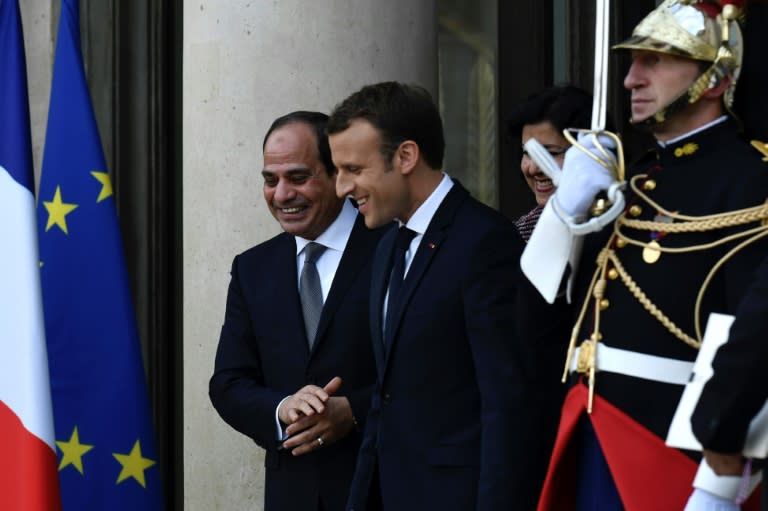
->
[522,1,768,510]
[328,82,537,511]
[210,111,384,511]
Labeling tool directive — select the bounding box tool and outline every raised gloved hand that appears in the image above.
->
[552,132,618,220]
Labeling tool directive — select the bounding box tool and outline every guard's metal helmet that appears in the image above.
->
[613,0,745,126]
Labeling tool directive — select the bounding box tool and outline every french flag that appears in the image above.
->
[0,0,62,508]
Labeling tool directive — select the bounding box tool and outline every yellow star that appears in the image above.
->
[56,427,94,474]
[91,171,113,202]
[113,440,156,487]
[43,186,78,234]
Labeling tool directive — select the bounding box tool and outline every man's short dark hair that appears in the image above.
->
[507,85,593,140]
[263,111,334,176]
[327,82,445,170]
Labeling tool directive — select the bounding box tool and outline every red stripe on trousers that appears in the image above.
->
[0,400,61,511]
[537,383,761,511]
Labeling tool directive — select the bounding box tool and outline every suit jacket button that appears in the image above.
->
[382,393,391,404]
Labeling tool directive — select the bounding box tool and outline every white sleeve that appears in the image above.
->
[692,458,761,502]
[521,201,581,304]
[683,488,738,511]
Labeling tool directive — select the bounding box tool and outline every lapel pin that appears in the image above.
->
[427,242,436,249]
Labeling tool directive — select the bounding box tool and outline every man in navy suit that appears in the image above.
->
[328,82,532,510]
[209,111,383,511]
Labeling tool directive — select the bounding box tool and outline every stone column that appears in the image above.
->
[20,1,53,187]
[183,2,437,509]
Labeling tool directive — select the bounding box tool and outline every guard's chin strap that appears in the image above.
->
[630,76,707,129]
[632,57,734,130]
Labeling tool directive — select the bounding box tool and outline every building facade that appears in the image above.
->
[20,1,656,509]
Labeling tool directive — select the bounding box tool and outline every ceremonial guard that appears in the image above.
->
[521,1,768,509]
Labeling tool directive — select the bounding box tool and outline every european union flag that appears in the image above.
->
[36,1,164,509]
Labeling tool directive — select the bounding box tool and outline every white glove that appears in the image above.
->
[552,132,617,219]
[683,488,739,511]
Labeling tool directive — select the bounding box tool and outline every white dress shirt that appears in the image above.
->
[275,199,357,439]
[382,173,454,329]
[657,115,727,147]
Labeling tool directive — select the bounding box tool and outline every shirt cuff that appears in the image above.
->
[275,395,291,441]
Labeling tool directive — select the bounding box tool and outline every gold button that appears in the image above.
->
[616,238,627,248]
[629,205,643,217]
[608,268,618,280]
[643,179,656,191]
[599,299,610,311]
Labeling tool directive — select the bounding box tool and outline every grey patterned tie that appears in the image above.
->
[300,242,327,349]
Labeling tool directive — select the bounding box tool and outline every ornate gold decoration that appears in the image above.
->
[643,179,657,191]
[591,198,609,217]
[629,205,643,217]
[643,239,662,264]
[673,143,699,158]
[560,174,768,415]
[613,0,719,61]
[751,140,768,162]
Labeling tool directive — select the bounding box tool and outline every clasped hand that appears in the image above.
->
[278,376,355,456]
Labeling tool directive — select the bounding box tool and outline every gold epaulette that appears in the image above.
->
[751,140,768,162]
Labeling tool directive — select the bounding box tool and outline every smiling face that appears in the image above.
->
[331,119,411,229]
[262,122,343,240]
[520,121,568,207]
[623,50,702,128]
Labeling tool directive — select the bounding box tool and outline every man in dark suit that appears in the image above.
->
[209,111,382,511]
[328,82,531,510]
[691,255,768,510]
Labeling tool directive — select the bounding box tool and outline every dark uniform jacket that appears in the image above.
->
[572,119,768,444]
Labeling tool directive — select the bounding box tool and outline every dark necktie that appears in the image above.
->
[384,227,417,341]
[300,242,327,349]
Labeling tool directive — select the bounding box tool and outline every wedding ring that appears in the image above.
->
[316,436,324,446]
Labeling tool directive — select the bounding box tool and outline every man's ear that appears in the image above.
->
[703,74,731,100]
[396,140,420,175]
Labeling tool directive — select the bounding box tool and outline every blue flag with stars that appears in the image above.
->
[36,1,164,509]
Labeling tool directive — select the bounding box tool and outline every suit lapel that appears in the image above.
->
[371,224,397,381]
[382,183,469,372]
[311,215,374,356]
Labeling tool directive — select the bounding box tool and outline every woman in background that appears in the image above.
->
[508,85,592,241]
[507,85,593,508]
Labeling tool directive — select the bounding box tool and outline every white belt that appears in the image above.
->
[569,342,694,386]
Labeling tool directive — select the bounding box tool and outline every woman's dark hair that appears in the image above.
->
[507,85,593,140]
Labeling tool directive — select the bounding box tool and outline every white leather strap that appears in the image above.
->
[569,342,694,386]
[693,458,761,502]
